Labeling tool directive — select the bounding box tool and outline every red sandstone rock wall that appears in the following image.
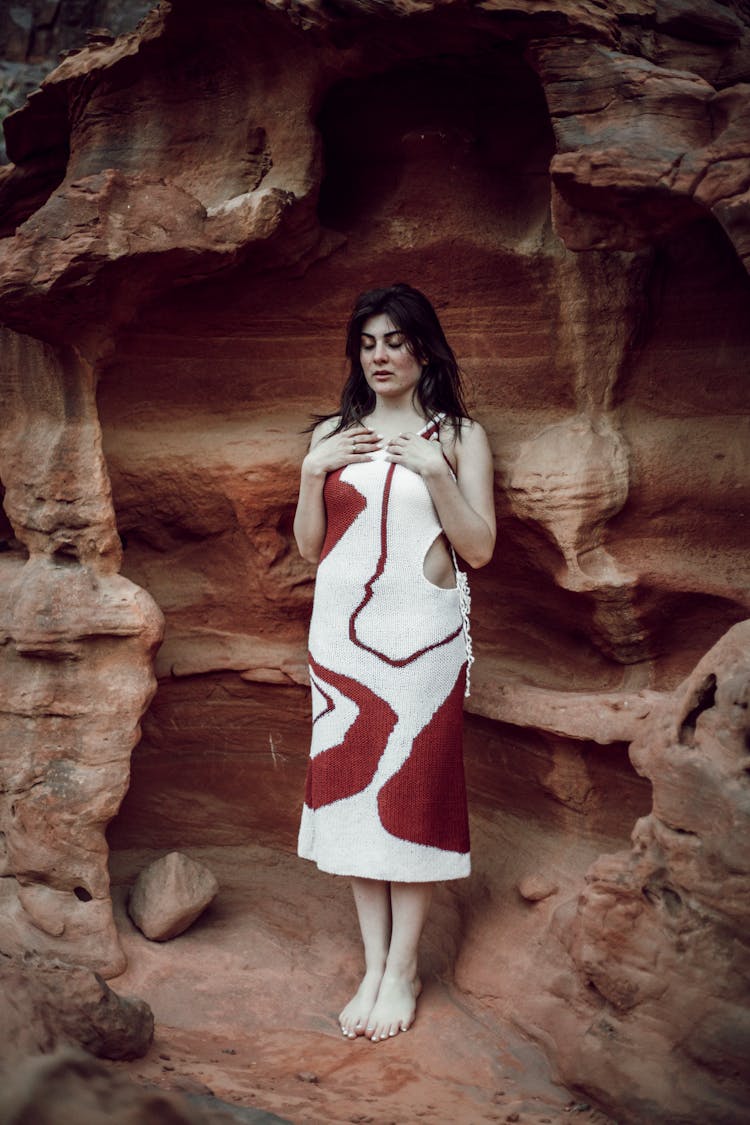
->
[0,1,749,1120]
[499,621,750,1123]
[0,325,163,976]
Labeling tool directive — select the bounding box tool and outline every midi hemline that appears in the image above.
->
[297,848,471,883]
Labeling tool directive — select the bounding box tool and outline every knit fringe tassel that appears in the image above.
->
[451,549,474,698]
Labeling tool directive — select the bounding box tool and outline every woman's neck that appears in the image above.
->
[365,399,426,433]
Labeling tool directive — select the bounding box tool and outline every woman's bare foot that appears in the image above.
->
[365,975,422,1042]
[339,969,384,1039]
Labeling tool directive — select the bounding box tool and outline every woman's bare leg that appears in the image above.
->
[366,881,433,1042]
[339,878,391,1038]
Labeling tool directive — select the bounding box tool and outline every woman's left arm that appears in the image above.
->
[386,421,496,568]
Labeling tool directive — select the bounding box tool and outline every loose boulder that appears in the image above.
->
[517,874,559,903]
[0,953,153,1068]
[128,852,219,941]
[0,1047,285,1125]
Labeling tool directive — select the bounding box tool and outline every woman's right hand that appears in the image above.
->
[303,425,382,476]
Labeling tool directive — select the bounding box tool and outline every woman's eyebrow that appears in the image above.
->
[360,330,404,341]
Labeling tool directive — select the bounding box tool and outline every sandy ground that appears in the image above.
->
[107,846,615,1125]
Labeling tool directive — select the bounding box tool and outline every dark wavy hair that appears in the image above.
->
[312,283,470,437]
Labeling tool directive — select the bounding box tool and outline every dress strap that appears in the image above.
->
[422,412,445,440]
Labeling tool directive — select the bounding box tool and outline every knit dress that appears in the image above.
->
[297,415,471,882]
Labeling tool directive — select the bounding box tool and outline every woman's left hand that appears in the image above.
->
[385,432,448,478]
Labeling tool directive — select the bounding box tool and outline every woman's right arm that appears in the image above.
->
[293,420,381,564]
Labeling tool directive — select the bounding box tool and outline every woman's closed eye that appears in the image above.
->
[361,334,407,351]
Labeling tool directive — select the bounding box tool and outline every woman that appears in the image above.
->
[293,283,495,1044]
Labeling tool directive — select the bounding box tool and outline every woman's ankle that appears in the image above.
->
[382,956,418,982]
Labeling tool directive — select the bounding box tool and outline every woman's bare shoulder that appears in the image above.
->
[443,416,488,445]
[461,416,488,435]
[449,417,492,469]
[309,416,341,447]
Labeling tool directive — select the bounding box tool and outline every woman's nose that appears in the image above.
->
[373,340,388,362]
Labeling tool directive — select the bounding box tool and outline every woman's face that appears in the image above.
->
[360,313,424,401]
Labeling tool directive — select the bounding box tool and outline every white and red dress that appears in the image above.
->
[297,415,471,882]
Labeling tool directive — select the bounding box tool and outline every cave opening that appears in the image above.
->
[0,478,26,559]
[316,44,555,245]
[679,672,718,747]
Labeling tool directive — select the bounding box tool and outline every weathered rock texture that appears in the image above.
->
[0,953,153,1068]
[0,1048,291,1125]
[0,326,163,976]
[0,0,749,1120]
[0,2,154,162]
[495,621,750,1124]
[127,850,219,940]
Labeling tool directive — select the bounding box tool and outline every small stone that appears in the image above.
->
[128,852,219,941]
[517,874,559,902]
[296,1071,320,1084]
[221,1048,237,1055]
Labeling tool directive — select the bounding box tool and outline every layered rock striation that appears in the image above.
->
[506,621,750,1124]
[0,0,749,1119]
[0,326,163,975]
